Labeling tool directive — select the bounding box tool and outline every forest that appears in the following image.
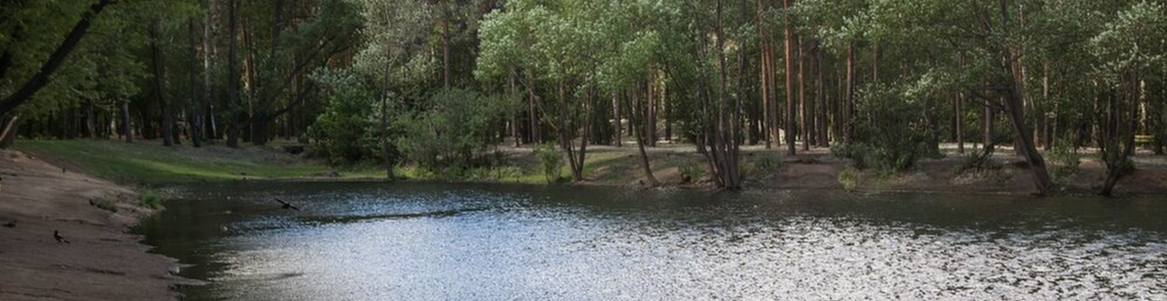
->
[1,0,1165,196]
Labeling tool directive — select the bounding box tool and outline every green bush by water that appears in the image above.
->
[534,143,565,183]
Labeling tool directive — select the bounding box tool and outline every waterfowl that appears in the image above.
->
[54,230,70,243]
[275,198,301,211]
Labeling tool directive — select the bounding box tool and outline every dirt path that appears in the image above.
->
[0,150,191,301]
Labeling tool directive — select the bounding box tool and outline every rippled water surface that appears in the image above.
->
[137,182,1167,300]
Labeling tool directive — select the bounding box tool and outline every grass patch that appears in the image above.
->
[91,199,118,213]
[838,167,860,192]
[15,139,377,184]
[137,187,161,209]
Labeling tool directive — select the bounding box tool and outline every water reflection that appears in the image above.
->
[137,182,1167,300]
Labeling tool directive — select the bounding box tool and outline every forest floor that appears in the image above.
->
[13,139,1167,196]
[0,150,198,301]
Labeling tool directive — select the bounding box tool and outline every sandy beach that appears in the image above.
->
[0,150,190,301]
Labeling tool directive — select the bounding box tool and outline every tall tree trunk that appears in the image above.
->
[844,41,856,144]
[226,0,242,148]
[613,91,622,147]
[646,75,657,147]
[1100,71,1140,196]
[622,89,658,186]
[999,0,1053,195]
[799,36,809,151]
[714,0,741,189]
[204,2,218,140]
[188,18,203,148]
[151,19,175,147]
[442,2,451,90]
[816,43,828,147]
[527,70,539,143]
[783,0,796,155]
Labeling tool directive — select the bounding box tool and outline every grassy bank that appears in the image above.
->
[12,139,695,186]
[15,140,383,184]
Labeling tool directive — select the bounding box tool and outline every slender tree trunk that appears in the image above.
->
[442,3,451,90]
[0,114,20,148]
[527,70,539,143]
[844,41,856,144]
[646,75,657,147]
[613,91,622,147]
[188,18,203,147]
[816,44,828,147]
[121,100,133,143]
[151,19,174,147]
[226,0,242,148]
[799,36,809,151]
[999,0,1053,195]
[783,0,796,155]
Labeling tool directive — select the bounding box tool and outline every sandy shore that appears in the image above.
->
[0,150,191,301]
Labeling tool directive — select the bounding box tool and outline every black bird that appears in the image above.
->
[62,167,67,173]
[275,198,301,211]
[54,230,70,243]
[2,221,15,228]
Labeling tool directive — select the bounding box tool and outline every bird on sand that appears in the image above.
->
[3,221,15,228]
[275,198,301,211]
[54,230,70,243]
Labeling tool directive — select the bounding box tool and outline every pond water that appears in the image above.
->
[136,182,1167,300]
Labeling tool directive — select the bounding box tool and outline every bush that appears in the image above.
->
[397,89,515,171]
[838,167,860,192]
[831,143,873,169]
[753,153,781,172]
[837,83,940,173]
[1047,139,1081,183]
[534,143,564,183]
[137,186,161,209]
[679,162,706,184]
[306,69,378,165]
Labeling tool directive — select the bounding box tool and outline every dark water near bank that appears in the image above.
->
[137,182,1167,300]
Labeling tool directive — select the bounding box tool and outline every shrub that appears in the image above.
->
[679,162,706,184]
[837,83,941,173]
[306,69,379,165]
[753,153,781,172]
[397,89,515,171]
[1047,139,1082,183]
[138,187,161,209]
[534,143,564,183]
[838,167,860,192]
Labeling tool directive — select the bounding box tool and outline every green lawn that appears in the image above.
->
[13,139,687,186]
[15,140,376,184]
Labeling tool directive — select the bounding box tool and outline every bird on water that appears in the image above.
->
[54,230,70,243]
[275,198,301,211]
[2,221,15,228]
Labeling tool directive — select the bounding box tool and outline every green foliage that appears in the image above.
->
[752,153,782,173]
[838,167,860,192]
[397,89,513,170]
[678,162,706,184]
[831,143,873,170]
[533,143,564,183]
[307,69,378,165]
[1047,139,1082,183]
[137,187,161,209]
[842,83,941,173]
